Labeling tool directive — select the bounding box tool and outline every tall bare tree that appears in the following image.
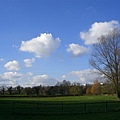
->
[90,28,120,98]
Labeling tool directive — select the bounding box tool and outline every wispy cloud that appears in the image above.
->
[0,58,4,62]
[23,58,35,68]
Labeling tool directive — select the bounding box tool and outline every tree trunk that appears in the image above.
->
[117,91,120,99]
[116,87,120,99]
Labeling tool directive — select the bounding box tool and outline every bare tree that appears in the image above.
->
[90,28,120,98]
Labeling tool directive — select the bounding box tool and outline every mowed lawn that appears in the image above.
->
[0,95,120,120]
[0,95,117,102]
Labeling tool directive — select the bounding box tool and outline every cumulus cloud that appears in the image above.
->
[67,43,89,57]
[23,74,58,87]
[19,33,61,58]
[2,72,22,80]
[4,60,21,70]
[31,74,58,86]
[63,69,100,84]
[24,58,35,67]
[0,72,23,86]
[80,20,119,45]
[0,70,100,86]
[0,71,58,87]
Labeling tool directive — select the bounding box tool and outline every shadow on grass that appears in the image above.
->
[0,111,120,120]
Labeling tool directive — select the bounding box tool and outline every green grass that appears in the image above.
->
[0,95,120,120]
[0,95,117,102]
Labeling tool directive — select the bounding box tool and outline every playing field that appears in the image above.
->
[0,95,120,120]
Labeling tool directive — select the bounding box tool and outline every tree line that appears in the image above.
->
[0,80,115,96]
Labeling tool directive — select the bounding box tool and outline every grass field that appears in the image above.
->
[0,95,120,120]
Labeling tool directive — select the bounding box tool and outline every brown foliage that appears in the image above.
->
[86,87,92,95]
[91,80,101,95]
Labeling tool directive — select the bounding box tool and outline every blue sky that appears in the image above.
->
[0,0,120,86]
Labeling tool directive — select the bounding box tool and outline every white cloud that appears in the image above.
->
[2,72,22,80]
[23,74,58,87]
[63,69,100,84]
[4,60,21,70]
[67,43,89,57]
[24,58,35,67]
[20,33,61,58]
[0,70,100,87]
[0,72,23,86]
[80,20,119,45]
[0,71,57,87]
[31,74,58,86]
